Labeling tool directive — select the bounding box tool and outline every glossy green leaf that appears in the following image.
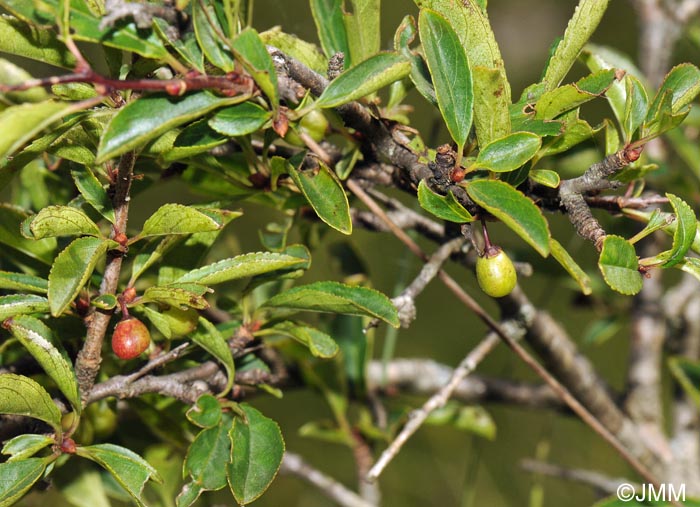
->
[419,9,473,151]
[538,117,599,157]
[343,0,380,65]
[92,294,117,310]
[4,315,81,412]
[598,235,642,295]
[97,92,243,162]
[261,28,327,73]
[0,101,74,164]
[76,444,162,507]
[163,120,227,161]
[1,434,54,462]
[417,180,474,223]
[182,415,233,497]
[475,132,541,172]
[22,205,101,240]
[176,251,310,285]
[0,205,56,264]
[141,285,209,310]
[272,323,339,358]
[208,103,271,137]
[310,0,350,63]
[186,394,222,429]
[191,318,235,396]
[394,15,437,107]
[550,238,592,295]
[536,69,618,120]
[624,208,700,256]
[642,89,689,139]
[228,405,284,505]
[264,281,399,327]
[48,237,112,317]
[623,75,648,141]
[0,374,61,432]
[231,28,279,108]
[0,457,49,507]
[0,294,49,320]
[466,180,550,257]
[192,0,235,71]
[659,194,697,268]
[0,271,47,294]
[541,0,610,90]
[315,52,411,108]
[647,63,700,119]
[287,158,352,234]
[529,169,560,188]
[0,15,74,69]
[140,204,226,238]
[414,0,511,143]
[579,46,629,126]
[71,166,115,224]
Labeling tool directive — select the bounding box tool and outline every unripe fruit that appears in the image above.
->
[284,109,329,146]
[162,306,199,338]
[86,401,118,439]
[475,247,517,298]
[111,317,151,360]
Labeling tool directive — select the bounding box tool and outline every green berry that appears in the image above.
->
[475,247,517,298]
[162,306,199,338]
[284,109,329,146]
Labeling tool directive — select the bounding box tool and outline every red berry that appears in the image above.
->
[111,317,151,360]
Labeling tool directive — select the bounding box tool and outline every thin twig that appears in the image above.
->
[521,459,636,495]
[123,343,191,383]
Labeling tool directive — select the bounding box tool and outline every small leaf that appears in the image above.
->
[529,169,560,188]
[659,194,697,268]
[263,281,399,327]
[536,69,618,120]
[419,9,473,151]
[192,0,235,71]
[97,92,244,162]
[208,103,271,137]
[76,444,162,507]
[310,0,351,63]
[4,315,81,412]
[0,374,61,432]
[0,271,47,294]
[48,237,113,317]
[287,158,352,234]
[0,205,57,264]
[191,318,235,396]
[22,205,102,239]
[549,238,592,295]
[647,63,700,119]
[186,394,222,429]
[622,75,648,141]
[677,257,700,283]
[231,28,279,109]
[228,405,285,505]
[0,294,49,320]
[271,323,340,358]
[0,457,49,507]
[315,52,411,108]
[466,180,550,257]
[71,166,115,224]
[261,28,327,73]
[426,402,496,440]
[140,204,225,238]
[92,294,117,310]
[538,117,599,157]
[598,235,642,295]
[475,132,541,172]
[140,285,209,310]
[175,251,310,285]
[541,0,611,90]
[417,180,474,223]
[1,434,54,462]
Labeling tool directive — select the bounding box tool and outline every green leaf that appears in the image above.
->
[418,9,473,152]
[4,315,81,412]
[62,470,111,507]
[642,89,689,139]
[228,405,284,505]
[48,236,112,317]
[343,0,380,65]
[140,284,209,310]
[417,180,474,223]
[0,15,75,68]
[598,235,642,295]
[140,204,227,238]
[22,205,101,240]
[97,92,244,162]
[0,100,75,164]
[261,28,327,73]
[622,75,648,141]
[175,251,310,285]
[0,294,49,320]
[529,169,560,188]
[536,69,618,120]
[0,457,49,507]
[231,28,279,109]
[208,102,271,137]
[287,158,352,234]
[0,374,61,432]
[541,0,611,90]
[0,272,47,294]
[71,166,115,224]
[187,394,222,429]
[76,444,162,507]
[310,0,350,63]
[425,402,496,440]
[414,0,511,144]
[466,180,550,257]
[163,120,227,161]
[647,63,700,119]
[271,323,340,358]
[538,117,599,157]
[0,205,56,264]
[181,415,233,504]
[0,58,47,104]
[549,238,592,295]
[1,434,54,462]
[315,52,411,108]
[659,194,697,268]
[192,0,235,72]
[191,317,235,396]
[475,132,541,172]
[264,281,399,327]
